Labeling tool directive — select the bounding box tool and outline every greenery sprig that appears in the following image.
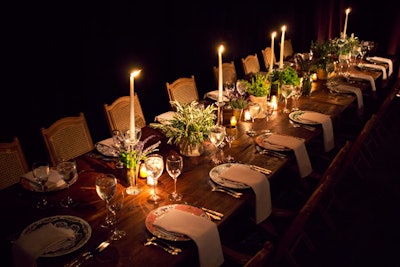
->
[120,135,160,169]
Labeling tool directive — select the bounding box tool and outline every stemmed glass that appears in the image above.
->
[145,154,164,204]
[262,101,274,134]
[166,154,184,202]
[224,81,236,107]
[125,128,143,195]
[209,125,226,165]
[246,102,261,136]
[291,85,302,111]
[224,125,236,162]
[112,130,125,169]
[281,85,293,113]
[95,174,117,228]
[32,161,50,209]
[108,190,126,240]
[236,80,247,96]
[57,160,77,208]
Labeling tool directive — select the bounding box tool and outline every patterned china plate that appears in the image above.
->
[288,110,321,125]
[20,215,91,257]
[95,140,119,157]
[145,204,209,241]
[209,163,250,189]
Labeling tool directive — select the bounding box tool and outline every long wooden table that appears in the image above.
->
[0,69,384,267]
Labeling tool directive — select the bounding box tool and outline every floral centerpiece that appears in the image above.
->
[119,136,161,169]
[149,100,217,156]
[242,73,271,97]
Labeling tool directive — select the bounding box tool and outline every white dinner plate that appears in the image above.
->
[288,110,321,125]
[209,163,251,189]
[95,139,119,157]
[255,134,292,152]
[20,170,78,192]
[20,215,91,257]
[145,204,209,241]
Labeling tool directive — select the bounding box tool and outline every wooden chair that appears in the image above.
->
[213,61,238,87]
[261,47,276,70]
[221,141,352,267]
[0,137,29,190]
[241,53,261,77]
[166,75,199,106]
[103,93,147,135]
[282,39,294,60]
[41,112,94,166]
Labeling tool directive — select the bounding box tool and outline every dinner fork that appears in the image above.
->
[208,180,242,198]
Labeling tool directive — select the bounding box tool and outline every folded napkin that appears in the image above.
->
[264,134,312,178]
[153,209,224,267]
[154,111,176,124]
[97,137,114,147]
[204,90,229,102]
[219,164,271,223]
[366,56,393,76]
[349,73,376,91]
[299,112,335,152]
[358,63,387,80]
[13,223,76,267]
[336,84,364,109]
[21,169,66,190]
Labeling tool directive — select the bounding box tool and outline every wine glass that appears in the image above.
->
[166,154,184,202]
[96,174,117,228]
[224,125,237,162]
[57,160,77,208]
[262,101,274,134]
[291,85,302,111]
[145,154,164,204]
[281,85,293,113]
[246,102,261,136]
[112,130,125,169]
[209,125,226,165]
[224,81,236,106]
[108,190,126,240]
[32,161,50,209]
[236,80,247,96]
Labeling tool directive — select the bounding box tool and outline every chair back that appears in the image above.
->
[41,112,94,166]
[0,137,29,190]
[166,75,199,106]
[104,93,146,135]
[213,61,238,87]
[282,39,294,60]
[261,47,276,70]
[241,54,261,76]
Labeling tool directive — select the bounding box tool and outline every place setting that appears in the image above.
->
[12,215,92,267]
[144,203,224,267]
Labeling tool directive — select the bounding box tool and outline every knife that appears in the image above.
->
[64,240,111,267]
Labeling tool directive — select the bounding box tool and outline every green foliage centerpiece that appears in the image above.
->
[150,100,217,156]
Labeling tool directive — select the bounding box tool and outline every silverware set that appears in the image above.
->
[208,180,242,198]
[144,236,182,255]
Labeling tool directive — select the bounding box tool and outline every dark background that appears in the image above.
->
[2,0,400,165]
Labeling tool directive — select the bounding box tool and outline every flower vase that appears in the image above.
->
[301,72,312,96]
[232,108,243,122]
[126,165,141,195]
[179,139,204,157]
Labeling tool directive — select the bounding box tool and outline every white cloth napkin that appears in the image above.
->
[21,170,65,190]
[299,112,334,152]
[366,56,393,76]
[154,111,176,124]
[97,137,114,147]
[219,164,271,223]
[13,223,76,267]
[336,84,364,109]
[204,90,229,102]
[358,63,387,80]
[349,73,376,91]
[264,134,312,178]
[153,209,224,267]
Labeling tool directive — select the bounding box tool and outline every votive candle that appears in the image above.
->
[279,25,286,69]
[271,95,278,110]
[230,116,237,126]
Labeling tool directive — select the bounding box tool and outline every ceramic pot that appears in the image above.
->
[179,139,204,157]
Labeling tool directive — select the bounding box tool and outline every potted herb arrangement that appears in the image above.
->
[149,100,217,157]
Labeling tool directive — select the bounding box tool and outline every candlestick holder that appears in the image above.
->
[216,101,225,126]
